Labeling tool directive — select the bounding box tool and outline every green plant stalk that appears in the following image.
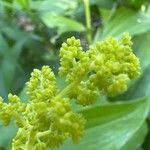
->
[54,81,78,100]
[37,130,52,139]
[26,129,36,150]
[83,0,92,44]
[14,112,34,149]
[13,112,27,127]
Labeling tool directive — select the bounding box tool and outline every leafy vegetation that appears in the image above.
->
[0,0,150,150]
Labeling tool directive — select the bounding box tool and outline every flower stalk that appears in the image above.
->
[83,0,92,44]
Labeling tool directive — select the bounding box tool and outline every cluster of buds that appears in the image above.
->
[0,33,140,149]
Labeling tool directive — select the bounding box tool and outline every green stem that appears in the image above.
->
[13,112,30,128]
[25,129,36,150]
[13,112,35,150]
[83,0,92,44]
[54,81,78,100]
[37,130,52,138]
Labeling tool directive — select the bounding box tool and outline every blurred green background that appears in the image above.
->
[0,0,150,150]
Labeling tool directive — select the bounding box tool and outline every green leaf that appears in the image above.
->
[142,119,150,150]
[121,122,147,150]
[0,32,31,96]
[41,12,85,35]
[15,0,29,9]
[0,59,16,92]
[0,122,17,150]
[0,1,15,10]
[30,0,77,16]
[94,8,150,41]
[0,34,10,57]
[90,0,117,9]
[0,32,31,98]
[124,0,149,9]
[133,32,150,71]
[57,98,149,150]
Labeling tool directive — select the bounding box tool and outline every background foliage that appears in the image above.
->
[0,0,150,150]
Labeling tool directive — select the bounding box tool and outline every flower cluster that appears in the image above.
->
[0,33,140,150]
[59,33,140,104]
[88,32,140,96]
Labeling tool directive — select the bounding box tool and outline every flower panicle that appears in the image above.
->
[0,33,140,150]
